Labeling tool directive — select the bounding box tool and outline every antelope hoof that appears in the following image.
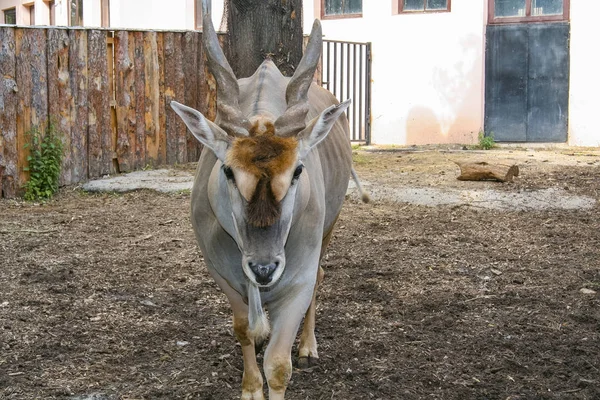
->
[297,355,319,369]
[241,389,265,400]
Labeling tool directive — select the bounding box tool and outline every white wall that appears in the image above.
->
[568,2,600,147]
[308,1,487,145]
[109,0,223,30]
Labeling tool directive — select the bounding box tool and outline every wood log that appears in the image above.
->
[182,31,199,163]
[0,27,18,198]
[114,30,136,172]
[48,28,73,185]
[157,32,167,165]
[69,29,88,183]
[143,31,160,167]
[454,160,519,182]
[87,30,112,178]
[16,28,48,194]
[134,31,146,170]
[163,32,186,165]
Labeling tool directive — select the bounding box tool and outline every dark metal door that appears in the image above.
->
[321,40,372,144]
[485,22,570,142]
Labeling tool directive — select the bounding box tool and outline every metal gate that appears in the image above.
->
[321,40,372,144]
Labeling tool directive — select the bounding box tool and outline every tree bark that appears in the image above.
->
[454,160,519,183]
[226,0,304,78]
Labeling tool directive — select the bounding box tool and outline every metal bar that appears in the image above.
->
[333,42,337,97]
[346,42,351,138]
[352,43,358,141]
[322,38,370,45]
[325,40,330,91]
[339,42,344,101]
[365,42,372,145]
[358,44,363,142]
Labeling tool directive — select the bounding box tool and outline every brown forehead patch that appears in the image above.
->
[226,120,298,228]
[226,121,298,178]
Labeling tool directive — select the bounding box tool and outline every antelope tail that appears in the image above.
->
[351,167,370,203]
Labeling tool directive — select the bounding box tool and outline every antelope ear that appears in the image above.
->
[297,99,351,158]
[170,101,232,162]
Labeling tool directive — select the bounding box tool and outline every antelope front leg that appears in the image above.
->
[297,266,325,368]
[233,314,265,400]
[213,273,265,400]
[264,288,314,400]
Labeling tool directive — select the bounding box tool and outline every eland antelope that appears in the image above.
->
[170,6,367,399]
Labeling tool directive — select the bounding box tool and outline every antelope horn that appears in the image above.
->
[275,20,323,138]
[202,0,250,137]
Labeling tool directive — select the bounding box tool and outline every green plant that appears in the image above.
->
[23,122,63,201]
[478,131,495,150]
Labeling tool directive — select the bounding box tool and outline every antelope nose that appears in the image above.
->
[248,261,278,285]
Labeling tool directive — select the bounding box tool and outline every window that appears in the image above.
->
[3,8,16,24]
[70,0,83,26]
[397,0,450,13]
[489,0,569,24]
[322,0,362,19]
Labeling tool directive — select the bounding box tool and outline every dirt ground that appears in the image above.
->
[1,146,599,400]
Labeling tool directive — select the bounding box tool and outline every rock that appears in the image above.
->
[580,288,596,295]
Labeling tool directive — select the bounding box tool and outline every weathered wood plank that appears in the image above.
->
[0,27,18,198]
[48,28,73,185]
[69,29,89,183]
[87,30,112,178]
[204,34,224,123]
[16,28,48,194]
[143,31,160,167]
[114,30,136,172]
[163,32,186,165]
[182,31,199,162]
[157,32,167,165]
[107,36,117,175]
[134,31,146,170]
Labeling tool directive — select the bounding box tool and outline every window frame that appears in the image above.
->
[395,0,451,14]
[3,7,17,24]
[321,0,363,21]
[29,4,35,25]
[46,0,56,25]
[69,0,83,26]
[488,0,570,24]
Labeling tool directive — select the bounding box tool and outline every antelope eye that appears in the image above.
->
[292,165,304,180]
[223,166,235,181]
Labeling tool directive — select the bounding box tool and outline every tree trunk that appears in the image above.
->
[225,0,304,78]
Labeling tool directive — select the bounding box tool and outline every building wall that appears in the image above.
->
[306,1,487,145]
[1,0,597,147]
[568,2,600,147]
[0,0,224,29]
[0,0,45,25]
[108,0,224,30]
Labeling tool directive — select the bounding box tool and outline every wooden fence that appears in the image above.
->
[0,26,219,199]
